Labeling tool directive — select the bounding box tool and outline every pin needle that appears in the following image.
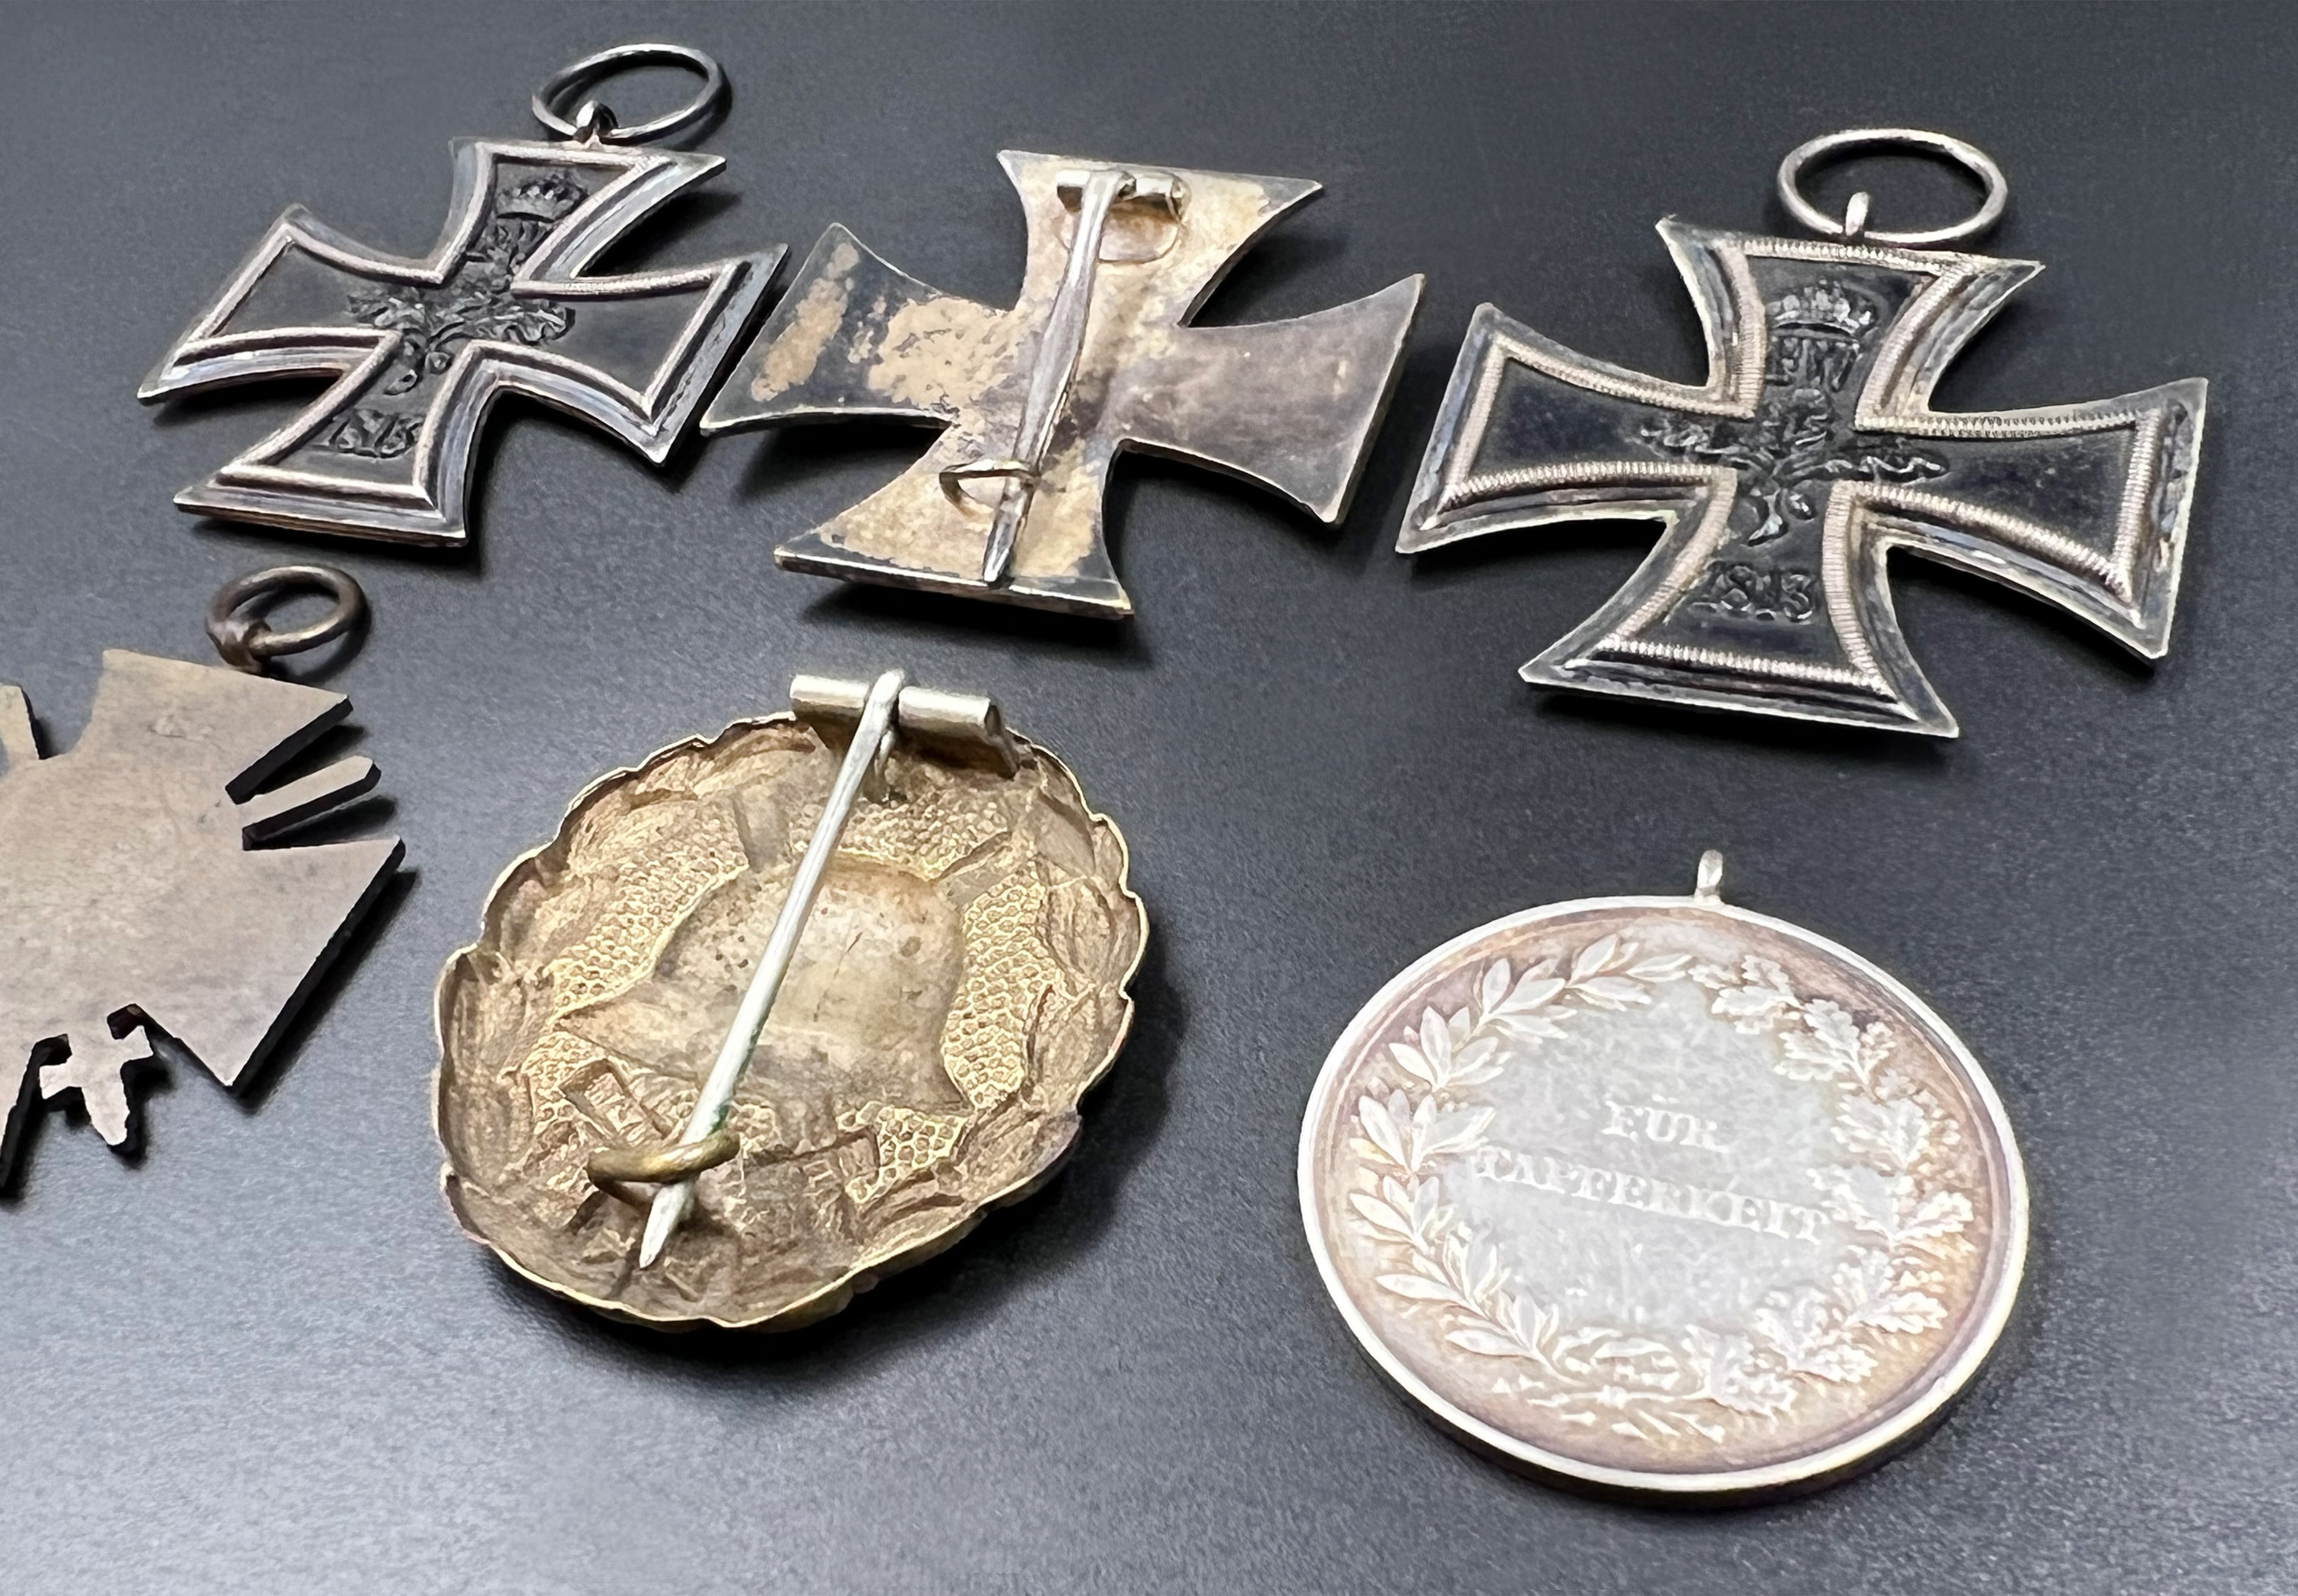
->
[637,669,907,1267]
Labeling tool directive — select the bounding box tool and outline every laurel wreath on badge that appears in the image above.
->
[1345,936,1974,1445]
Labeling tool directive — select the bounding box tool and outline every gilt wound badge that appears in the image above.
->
[140,44,780,547]
[1402,129,2207,736]
[435,672,1144,1329]
[704,153,1423,616]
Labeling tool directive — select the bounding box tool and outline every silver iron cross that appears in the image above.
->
[703,151,1423,617]
[139,44,780,547]
[1401,129,2206,736]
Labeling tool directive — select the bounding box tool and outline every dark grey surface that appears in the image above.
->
[2,3,2292,1591]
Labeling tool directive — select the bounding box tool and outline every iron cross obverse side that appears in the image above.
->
[703,152,1423,616]
[139,46,780,546]
[1401,130,2206,736]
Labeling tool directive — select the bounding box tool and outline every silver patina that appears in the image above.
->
[703,153,1423,615]
[1299,854,2026,1497]
[0,568,401,1183]
[140,43,779,546]
[1400,129,2206,736]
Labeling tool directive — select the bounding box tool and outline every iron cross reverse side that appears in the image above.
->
[1402,130,2206,736]
[140,46,779,546]
[704,151,1423,616]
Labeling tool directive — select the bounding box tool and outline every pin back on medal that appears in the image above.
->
[706,152,1421,615]
[1300,854,2024,1498]
[435,672,1145,1329]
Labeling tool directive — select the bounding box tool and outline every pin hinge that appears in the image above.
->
[1056,168,1185,218]
[791,674,1022,776]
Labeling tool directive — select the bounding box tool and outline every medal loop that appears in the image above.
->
[1693,848,1725,903]
[532,42,727,148]
[1775,128,2008,248]
[204,564,366,673]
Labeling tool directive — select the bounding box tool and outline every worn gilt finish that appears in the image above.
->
[1301,860,2024,1496]
[1403,175,2206,735]
[703,152,1423,615]
[435,699,1144,1329]
[0,651,400,1181]
[140,55,778,545]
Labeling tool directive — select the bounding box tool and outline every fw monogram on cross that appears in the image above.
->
[142,138,777,545]
[1404,221,2205,735]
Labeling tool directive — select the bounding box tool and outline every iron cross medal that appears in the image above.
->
[1401,128,2207,736]
[1299,852,2026,1498]
[435,672,1144,1329]
[139,44,780,547]
[0,568,401,1187]
[703,152,1423,616]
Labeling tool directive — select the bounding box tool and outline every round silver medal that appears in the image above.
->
[1299,854,2025,1496]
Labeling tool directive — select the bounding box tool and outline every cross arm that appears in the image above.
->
[1399,302,1726,554]
[1103,275,1423,522]
[1856,375,2208,659]
[702,225,1008,433]
[73,652,351,800]
[0,686,38,769]
[136,207,408,400]
[237,756,381,843]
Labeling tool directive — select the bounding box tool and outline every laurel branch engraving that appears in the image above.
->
[1346,937,1973,1447]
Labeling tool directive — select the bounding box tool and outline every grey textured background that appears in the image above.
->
[3,3,2293,1591]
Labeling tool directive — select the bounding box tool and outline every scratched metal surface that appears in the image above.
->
[2,3,2293,1592]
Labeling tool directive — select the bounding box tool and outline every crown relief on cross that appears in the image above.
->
[138,134,780,545]
[1401,217,2205,735]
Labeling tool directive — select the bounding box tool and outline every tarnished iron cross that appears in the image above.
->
[704,152,1423,617]
[142,140,778,545]
[1401,221,2206,735]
